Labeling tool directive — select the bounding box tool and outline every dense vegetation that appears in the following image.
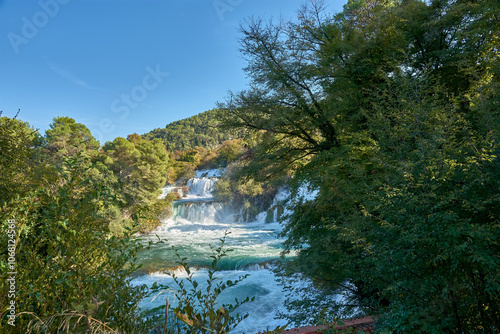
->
[218,0,500,332]
[142,109,233,151]
[1,0,499,332]
[0,111,257,333]
[0,115,179,332]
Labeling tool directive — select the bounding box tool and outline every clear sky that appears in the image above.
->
[1,0,346,144]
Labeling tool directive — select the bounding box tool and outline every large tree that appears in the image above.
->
[221,0,500,332]
[0,153,150,333]
[0,115,41,206]
[45,116,100,160]
[102,134,169,206]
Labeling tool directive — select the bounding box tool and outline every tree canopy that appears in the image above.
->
[220,0,500,332]
[1,0,499,331]
[142,109,234,151]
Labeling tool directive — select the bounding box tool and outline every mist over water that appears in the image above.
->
[133,170,291,333]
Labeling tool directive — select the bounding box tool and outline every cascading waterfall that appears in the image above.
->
[185,177,218,198]
[174,202,222,223]
[133,170,292,333]
[158,185,184,199]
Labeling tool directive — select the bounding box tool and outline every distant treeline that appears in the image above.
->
[142,109,233,151]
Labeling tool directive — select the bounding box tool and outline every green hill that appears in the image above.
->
[142,109,231,151]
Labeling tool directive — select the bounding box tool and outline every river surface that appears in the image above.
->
[132,170,292,333]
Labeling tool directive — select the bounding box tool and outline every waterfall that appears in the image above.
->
[135,170,302,333]
[185,177,217,197]
[159,169,223,199]
[158,185,184,199]
[173,202,239,225]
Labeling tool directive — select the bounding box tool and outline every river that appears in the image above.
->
[132,169,292,333]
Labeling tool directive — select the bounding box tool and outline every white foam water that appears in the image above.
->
[185,177,218,198]
[134,174,317,333]
[132,268,289,334]
[195,168,224,178]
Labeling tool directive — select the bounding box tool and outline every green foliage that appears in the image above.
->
[213,160,283,222]
[95,134,172,234]
[163,138,247,186]
[0,116,42,206]
[132,197,173,234]
[0,113,263,333]
[2,1,498,332]
[45,116,100,162]
[214,139,245,167]
[0,114,181,331]
[0,154,151,333]
[142,109,234,151]
[37,118,172,235]
[259,325,288,334]
[165,157,196,184]
[223,0,500,332]
[102,135,169,206]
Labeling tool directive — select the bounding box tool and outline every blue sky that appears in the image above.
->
[1,0,345,144]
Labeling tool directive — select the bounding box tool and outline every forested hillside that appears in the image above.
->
[142,109,233,151]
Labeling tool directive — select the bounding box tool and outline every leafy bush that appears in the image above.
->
[0,155,152,333]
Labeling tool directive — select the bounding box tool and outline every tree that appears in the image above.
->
[142,109,233,151]
[102,135,168,206]
[0,115,176,331]
[45,116,100,161]
[0,154,150,333]
[222,0,500,331]
[0,116,41,206]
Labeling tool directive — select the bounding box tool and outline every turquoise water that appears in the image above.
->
[132,176,292,333]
